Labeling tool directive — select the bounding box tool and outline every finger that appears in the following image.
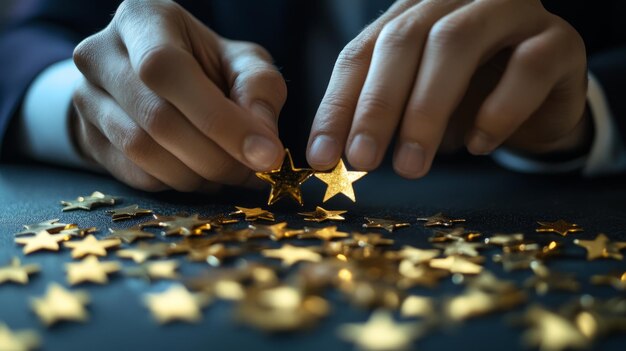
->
[114,2,284,171]
[307,0,422,170]
[73,79,206,192]
[394,0,546,178]
[74,111,167,192]
[73,32,255,186]
[467,27,568,155]
[220,40,287,134]
[346,0,468,170]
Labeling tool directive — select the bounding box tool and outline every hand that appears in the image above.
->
[307,0,589,178]
[72,0,287,191]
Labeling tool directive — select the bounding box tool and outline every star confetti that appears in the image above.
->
[63,235,121,259]
[298,206,346,222]
[0,258,40,285]
[60,191,117,211]
[65,256,121,285]
[299,226,350,241]
[574,233,626,260]
[591,271,626,291]
[313,159,366,202]
[262,244,322,267]
[338,310,423,351]
[14,219,75,236]
[105,227,155,244]
[106,204,153,221]
[229,206,275,222]
[0,323,40,351]
[140,214,212,237]
[14,230,66,255]
[117,242,170,263]
[126,260,180,282]
[536,220,583,237]
[256,149,314,205]
[519,305,590,351]
[143,285,211,324]
[31,283,90,326]
[416,212,466,227]
[362,217,410,233]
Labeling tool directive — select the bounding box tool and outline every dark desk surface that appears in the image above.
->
[0,161,625,351]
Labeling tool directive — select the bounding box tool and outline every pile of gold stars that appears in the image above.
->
[1,151,626,351]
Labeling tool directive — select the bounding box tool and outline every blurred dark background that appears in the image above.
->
[0,0,15,28]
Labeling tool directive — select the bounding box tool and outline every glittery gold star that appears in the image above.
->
[14,219,75,236]
[0,323,40,351]
[435,240,485,257]
[14,230,66,255]
[60,191,117,211]
[143,285,211,324]
[417,212,466,227]
[106,204,153,221]
[248,222,302,241]
[229,206,275,222]
[313,159,366,202]
[140,214,212,236]
[400,295,435,318]
[65,256,121,285]
[338,310,422,351]
[262,244,322,267]
[429,227,481,243]
[385,246,440,263]
[31,283,90,326]
[117,242,170,263]
[520,305,590,351]
[126,260,180,282]
[63,235,121,259]
[536,220,583,237]
[429,256,483,275]
[105,227,155,244]
[362,217,410,233]
[298,206,347,222]
[444,287,526,321]
[0,258,40,285]
[349,233,394,248]
[574,233,626,260]
[56,226,97,240]
[299,226,350,241]
[256,149,314,205]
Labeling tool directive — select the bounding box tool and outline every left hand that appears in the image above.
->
[306,0,589,178]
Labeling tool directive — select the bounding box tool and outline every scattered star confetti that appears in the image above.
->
[31,283,90,326]
[229,206,275,222]
[106,204,153,221]
[117,242,170,263]
[298,206,346,222]
[140,214,212,237]
[14,219,75,236]
[0,323,40,351]
[14,230,66,255]
[338,310,423,351]
[574,233,626,260]
[362,217,410,233]
[143,285,211,324]
[105,227,155,244]
[417,212,466,227]
[262,244,322,267]
[0,258,40,285]
[313,159,366,202]
[63,235,121,259]
[66,256,121,285]
[256,149,314,205]
[536,220,583,237]
[60,191,117,211]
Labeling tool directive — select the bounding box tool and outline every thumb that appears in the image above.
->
[219,40,287,134]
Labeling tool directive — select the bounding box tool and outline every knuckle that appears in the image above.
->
[136,44,177,87]
[515,42,554,78]
[359,91,394,115]
[137,96,173,138]
[120,127,152,162]
[336,39,372,71]
[428,15,474,50]
[73,36,100,73]
[379,18,424,50]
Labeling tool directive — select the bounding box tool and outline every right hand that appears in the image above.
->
[72,0,287,192]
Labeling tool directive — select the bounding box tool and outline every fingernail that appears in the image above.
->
[347,134,378,169]
[243,135,281,170]
[467,130,494,155]
[395,141,425,177]
[309,135,338,167]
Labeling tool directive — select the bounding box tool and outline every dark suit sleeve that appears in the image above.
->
[0,0,120,158]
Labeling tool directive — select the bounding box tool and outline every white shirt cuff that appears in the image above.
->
[492,72,626,176]
[18,58,90,169]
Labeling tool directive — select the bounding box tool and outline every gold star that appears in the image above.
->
[117,242,170,263]
[429,256,483,275]
[313,159,366,202]
[14,219,75,236]
[536,219,583,237]
[299,226,350,241]
[298,206,347,222]
[520,305,590,351]
[362,218,410,233]
[66,256,121,285]
[14,230,66,255]
[31,283,89,326]
[105,227,155,244]
[126,260,180,282]
[106,204,153,221]
[248,222,302,241]
[444,287,526,321]
[591,271,626,291]
[56,226,97,240]
[186,243,244,266]
[524,262,580,295]
[398,261,450,288]
[63,235,121,259]
[0,323,40,351]
[338,310,422,351]
[206,213,239,227]
[574,233,626,260]
[143,285,210,324]
[385,246,440,263]
[229,206,275,222]
[216,227,268,242]
[417,212,466,227]
[429,227,481,243]
[60,191,117,211]
[262,244,322,267]
[0,258,40,285]
[140,214,212,236]
[256,149,314,205]
[435,240,485,257]
[400,295,435,318]
[484,233,525,246]
[349,233,394,248]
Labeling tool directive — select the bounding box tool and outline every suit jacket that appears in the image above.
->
[1,0,625,161]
